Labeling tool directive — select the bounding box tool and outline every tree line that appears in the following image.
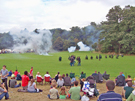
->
[99,5,135,54]
[0,5,135,54]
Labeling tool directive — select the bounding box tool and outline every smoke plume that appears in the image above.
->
[77,41,90,51]
[68,46,76,53]
[10,28,52,55]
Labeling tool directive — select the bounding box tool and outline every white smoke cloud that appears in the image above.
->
[68,46,76,53]
[77,41,90,51]
[10,28,52,55]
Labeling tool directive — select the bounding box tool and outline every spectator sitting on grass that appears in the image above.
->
[97,80,122,101]
[64,74,71,86]
[9,75,21,88]
[81,92,90,101]
[125,75,132,87]
[36,72,43,79]
[92,71,98,76]
[55,72,60,82]
[98,72,103,83]
[0,83,9,100]
[57,76,64,88]
[125,75,132,83]
[67,81,81,100]
[59,86,67,99]
[115,72,125,86]
[127,90,135,101]
[102,71,106,77]
[16,72,22,81]
[71,76,76,86]
[18,71,29,92]
[48,83,59,99]
[8,70,12,77]
[44,71,51,78]
[14,70,18,77]
[27,78,42,93]
[122,81,134,99]
[11,72,15,78]
[50,79,57,89]
[62,74,65,79]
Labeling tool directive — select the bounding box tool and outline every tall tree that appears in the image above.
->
[53,37,64,51]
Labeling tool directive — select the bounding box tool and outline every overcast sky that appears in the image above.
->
[0,0,135,32]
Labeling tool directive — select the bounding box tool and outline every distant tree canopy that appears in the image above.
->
[50,25,101,51]
[99,5,135,54]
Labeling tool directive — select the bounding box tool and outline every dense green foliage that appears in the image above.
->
[99,5,135,54]
[0,52,134,79]
[50,25,101,51]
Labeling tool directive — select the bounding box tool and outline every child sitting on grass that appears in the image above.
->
[50,79,57,89]
[48,83,59,99]
[59,86,67,99]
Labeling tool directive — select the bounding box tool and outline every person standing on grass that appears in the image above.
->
[97,80,122,101]
[67,81,81,100]
[14,70,18,77]
[30,67,33,79]
[0,65,9,91]
[0,83,9,100]
[77,57,81,66]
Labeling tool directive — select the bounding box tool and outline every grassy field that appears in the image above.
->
[0,51,135,79]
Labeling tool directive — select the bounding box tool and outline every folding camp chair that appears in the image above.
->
[103,74,110,80]
[70,73,75,79]
[80,73,86,79]
[36,77,43,85]
[92,75,99,83]
[44,76,50,85]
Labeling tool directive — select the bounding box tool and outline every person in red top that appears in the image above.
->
[18,71,29,92]
[30,67,33,79]
[22,71,29,90]
[14,70,18,77]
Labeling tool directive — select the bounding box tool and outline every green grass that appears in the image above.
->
[0,51,135,79]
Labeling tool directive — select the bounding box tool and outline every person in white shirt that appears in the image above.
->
[44,72,51,77]
[57,76,64,87]
[36,72,43,79]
